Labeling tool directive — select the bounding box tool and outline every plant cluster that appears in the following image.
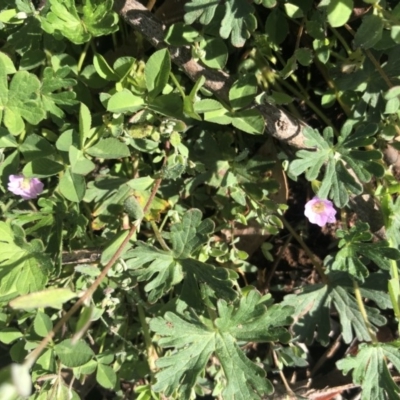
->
[1,0,400,399]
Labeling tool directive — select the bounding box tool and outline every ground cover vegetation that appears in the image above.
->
[1,0,400,399]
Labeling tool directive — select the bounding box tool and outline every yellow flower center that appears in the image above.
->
[311,201,325,214]
[20,178,31,190]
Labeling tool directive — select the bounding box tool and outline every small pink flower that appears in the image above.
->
[304,197,336,227]
[8,174,44,200]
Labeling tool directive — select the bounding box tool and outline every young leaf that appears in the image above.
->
[150,290,292,399]
[337,343,400,399]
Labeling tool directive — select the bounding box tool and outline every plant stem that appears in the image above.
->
[169,71,186,99]
[77,40,91,73]
[353,280,377,343]
[150,220,171,251]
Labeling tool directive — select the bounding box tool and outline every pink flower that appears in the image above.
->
[8,174,44,200]
[304,197,336,227]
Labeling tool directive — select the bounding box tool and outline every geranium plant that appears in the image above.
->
[0,1,400,399]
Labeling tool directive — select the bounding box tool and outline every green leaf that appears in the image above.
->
[124,209,235,303]
[171,209,214,259]
[354,14,383,49]
[85,138,130,159]
[93,53,119,81]
[59,168,86,202]
[282,272,386,345]
[107,89,145,113]
[265,8,288,45]
[79,102,91,148]
[9,288,76,310]
[0,52,16,75]
[220,0,257,47]
[337,343,400,399]
[165,23,200,46]
[19,49,45,71]
[19,133,55,161]
[82,0,119,38]
[194,99,225,113]
[0,223,52,299]
[0,59,45,135]
[40,66,77,123]
[150,290,292,399]
[231,109,265,135]
[185,0,219,25]
[0,328,23,344]
[288,125,382,207]
[33,311,53,337]
[198,37,228,69]
[23,158,64,178]
[55,339,95,368]
[69,146,95,175]
[43,0,90,44]
[100,230,130,265]
[326,0,353,27]
[295,47,313,66]
[330,222,400,282]
[229,74,258,110]
[96,363,117,389]
[145,49,171,98]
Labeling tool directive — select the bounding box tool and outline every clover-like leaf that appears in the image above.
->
[337,342,400,399]
[184,0,220,25]
[150,290,293,400]
[330,222,400,282]
[220,0,257,47]
[184,0,256,47]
